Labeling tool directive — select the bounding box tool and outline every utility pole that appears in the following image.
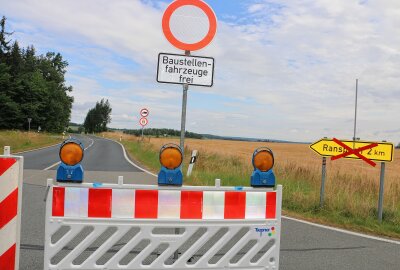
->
[353,79,358,148]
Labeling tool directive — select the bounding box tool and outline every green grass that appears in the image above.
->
[118,139,400,239]
[0,130,63,153]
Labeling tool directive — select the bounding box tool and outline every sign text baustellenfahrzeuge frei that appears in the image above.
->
[157,53,214,87]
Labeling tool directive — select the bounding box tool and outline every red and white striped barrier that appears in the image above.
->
[0,152,23,270]
[51,187,277,220]
[44,181,282,270]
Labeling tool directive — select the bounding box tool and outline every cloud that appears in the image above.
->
[1,0,399,143]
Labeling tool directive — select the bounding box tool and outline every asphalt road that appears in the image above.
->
[22,134,141,172]
[17,135,400,270]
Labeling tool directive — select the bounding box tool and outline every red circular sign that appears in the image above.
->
[139,117,148,127]
[162,0,217,51]
[140,108,149,117]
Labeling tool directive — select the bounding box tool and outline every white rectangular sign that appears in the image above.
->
[157,53,214,87]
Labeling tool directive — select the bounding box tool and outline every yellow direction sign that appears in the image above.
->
[309,138,394,162]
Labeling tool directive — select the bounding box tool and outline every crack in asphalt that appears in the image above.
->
[282,246,368,252]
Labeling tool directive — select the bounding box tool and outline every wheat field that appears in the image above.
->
[142,137,399,185]
[105,132,400,235]
[111,133,399,205]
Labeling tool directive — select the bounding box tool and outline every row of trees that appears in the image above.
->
[83,99,112,133]
[0,16,73,132]
[123,128,203,139]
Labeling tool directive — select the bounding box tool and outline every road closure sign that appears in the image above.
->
[162,0,217,51]
[140,108,149,117]
[157,53,214,87]
[310,138,394,162]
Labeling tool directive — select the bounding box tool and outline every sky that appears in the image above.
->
[1,0,400,143]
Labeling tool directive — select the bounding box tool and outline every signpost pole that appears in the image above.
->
[377,140,387,222]
[176,50,191,260]
[378,161,385,222]
[353,79,358,148]
[28,118,32,132]
[179,50,190,158]
[320,157,327,207]
[141,127,144,140]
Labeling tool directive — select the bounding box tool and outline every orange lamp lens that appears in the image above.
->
[253,150,274,172]
[60,142,83,166]
[160,147,182,170]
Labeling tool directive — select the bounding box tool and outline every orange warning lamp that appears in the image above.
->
[251,147,276,187]
[160,145,183,169]
[253,149,274,172]
[57,139,84,182]
[158,144,183,186]
[59,141,84,166]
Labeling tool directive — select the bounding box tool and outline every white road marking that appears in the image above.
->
[43,137,94,170]
[43,161,61,171]
[283,216,400,245]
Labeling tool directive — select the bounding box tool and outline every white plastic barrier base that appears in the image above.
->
[44,181,282,270]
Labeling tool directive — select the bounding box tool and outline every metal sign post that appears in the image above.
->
[320,157,327,207]
[377,140,387,222]
[179,50,190,155]
[159,0,217,164]
[378,161,386,222]
[27,118,32,132]
[139,117,148,140]
[139,108,149,141]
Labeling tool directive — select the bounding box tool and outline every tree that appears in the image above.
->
[83,99,112,133]
[0,16,73,132]
[0,16,12,60]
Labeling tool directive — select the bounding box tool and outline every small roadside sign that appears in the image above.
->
[157,53,214,87]
[310,138,394,163]
[140,108,149,118]
[139,117,148,127]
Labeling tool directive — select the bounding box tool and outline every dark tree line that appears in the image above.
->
[83,99,112,133]
[0,16,73,132]
[123,128,203,139]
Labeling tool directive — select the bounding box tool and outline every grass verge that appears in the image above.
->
[0,130,64,153]
[105,133,400,239]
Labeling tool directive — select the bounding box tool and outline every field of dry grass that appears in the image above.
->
[0,130,63,153]
[110,133,399,188]
[104,131,400,237]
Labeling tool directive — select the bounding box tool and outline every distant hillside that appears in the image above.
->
[120,128,203,139]
[200,133,303,143]
[109,127,306,144]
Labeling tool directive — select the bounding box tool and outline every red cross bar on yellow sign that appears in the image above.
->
[309,138,394,163]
